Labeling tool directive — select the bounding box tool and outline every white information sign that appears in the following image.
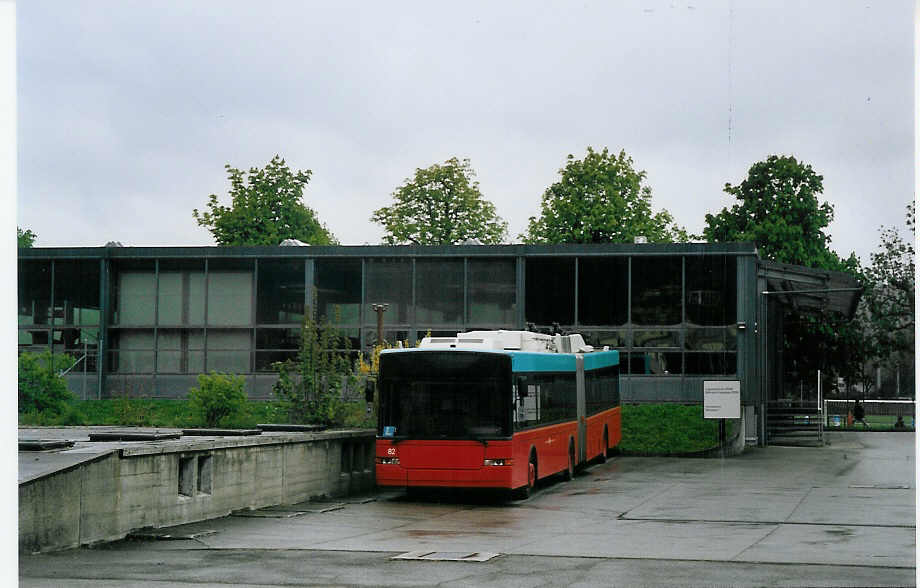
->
[703,381,741,419]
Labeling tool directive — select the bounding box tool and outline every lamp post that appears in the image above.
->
[371,303,389,347]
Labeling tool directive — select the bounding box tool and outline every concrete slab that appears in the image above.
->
[19,548,917,587]
[19,431,916,587]
[734,523,916,568]
[18,448,115,483]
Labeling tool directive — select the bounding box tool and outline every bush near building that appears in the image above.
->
[18,351,75,415]
[188,371,248,428]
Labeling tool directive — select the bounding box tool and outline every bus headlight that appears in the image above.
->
[483,459,512,466]
[376,457,400,465]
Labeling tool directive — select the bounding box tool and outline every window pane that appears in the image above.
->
[257,260,305,324]
[415,259,463,325]
[256,328,301,350]
[581,330,628,349]
[206,329,251,373]
[633,330,680,348]
[18,260,51,325]
[109,329,155,373]
[207,271,253,326]
[685,327,738,351]
[366,258,412,325]
[364,328,409,348]
[686,256,737,326]
[631,351,682,375]
[418,329,461,339]
[578,258,627,326]
[19,329,50,351]
[52,260,100,326]
[468,258,516,326]
[157,272,183,325]
[631,257,682,325]
[256,350,298,371]
[157,260,206,326]
[525,258,574,325]
[156,329,203,374]
[685,352,737,375]
[315,259,361,324]
[53,326,99,351]
[117,272,156,325]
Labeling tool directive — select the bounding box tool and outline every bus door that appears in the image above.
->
[576,355,586,464]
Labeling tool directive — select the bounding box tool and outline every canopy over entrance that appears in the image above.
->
[759,260,862,318]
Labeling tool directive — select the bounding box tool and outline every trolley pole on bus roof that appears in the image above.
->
[371,303,389,346]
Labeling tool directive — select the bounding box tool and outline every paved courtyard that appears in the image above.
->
[20,431,916,587]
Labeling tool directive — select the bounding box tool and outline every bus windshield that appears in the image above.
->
[378,351,512,440]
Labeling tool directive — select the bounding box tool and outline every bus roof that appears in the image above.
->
[379,347,619,373]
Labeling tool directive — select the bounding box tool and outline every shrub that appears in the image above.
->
[188,372,247,428]
[18,351,75,415]
[272,313,357,426]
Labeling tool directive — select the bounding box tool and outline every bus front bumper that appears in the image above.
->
[376,464,514,489]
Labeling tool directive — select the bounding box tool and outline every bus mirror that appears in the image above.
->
[364,380,375,403]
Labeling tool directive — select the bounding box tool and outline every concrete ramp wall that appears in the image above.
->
[19,430,375,553]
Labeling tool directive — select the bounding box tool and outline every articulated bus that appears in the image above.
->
[375,330,620,498]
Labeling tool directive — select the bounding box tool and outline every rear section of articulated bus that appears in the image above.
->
[375,350,515,491]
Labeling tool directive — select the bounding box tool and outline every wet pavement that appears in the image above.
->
[19,432,917,587]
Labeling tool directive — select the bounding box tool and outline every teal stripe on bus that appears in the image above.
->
[583,350,619,370]
[509,352,575,373]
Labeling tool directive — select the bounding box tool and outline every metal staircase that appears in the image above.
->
[766,401,824,446]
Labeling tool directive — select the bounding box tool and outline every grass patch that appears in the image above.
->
[827,413,915,431]
[18,397,373,429]
[619,404,726,454]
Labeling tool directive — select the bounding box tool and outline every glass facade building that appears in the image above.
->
[17,243,766,404]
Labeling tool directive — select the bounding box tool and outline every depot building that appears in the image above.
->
[17,242,860,445]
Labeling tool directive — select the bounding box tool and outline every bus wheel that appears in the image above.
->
[563,440,575,481]
[598,428,608,464]
[515,451,537,500]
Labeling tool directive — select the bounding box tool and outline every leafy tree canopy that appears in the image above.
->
[193,155,336,246]
[522,147,687,244]
[860,202,915,363]
[703,155,851,270]
[371,157,508,245]
[18,227,36,248]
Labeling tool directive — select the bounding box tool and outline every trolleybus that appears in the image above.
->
[375,330,620,498]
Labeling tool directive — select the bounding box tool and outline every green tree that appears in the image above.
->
[188,372,248,428]
[272,312,356,425]
[703,155,848,269]
[859,203,915,385]
[19,351,74,414]
[193,155,336,246]
[522,147,687,244]
[18,227,36,248]
[704,155,866,396]
[371,157,508,245]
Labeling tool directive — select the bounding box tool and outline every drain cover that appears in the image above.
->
[391,551,501,562]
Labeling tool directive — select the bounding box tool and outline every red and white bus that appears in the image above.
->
[375,330,620,498]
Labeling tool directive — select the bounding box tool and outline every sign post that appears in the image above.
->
[704,381,741,449]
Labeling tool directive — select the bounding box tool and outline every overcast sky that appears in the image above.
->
[15,0,915,264]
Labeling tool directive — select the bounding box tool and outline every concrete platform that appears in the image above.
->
[19,431,916,586]
[19,426,376,552]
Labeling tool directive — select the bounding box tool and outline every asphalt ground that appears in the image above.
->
[20,431,917,587]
